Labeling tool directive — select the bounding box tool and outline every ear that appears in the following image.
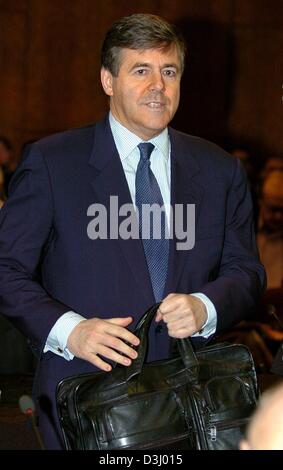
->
[101,67,114,97]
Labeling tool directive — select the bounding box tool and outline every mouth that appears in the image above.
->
[144,101,166,110]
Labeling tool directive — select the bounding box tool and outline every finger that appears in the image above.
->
[168,326,193,339]
[97,345,132,367]
[159,296,183,314]
[163,293,177,301]
[155,310,163,322]
[84,352,113,372]
[162,308,187,323]
[102,334,138,360]
[107,317,133,327]
[104,320,140,346]
[167,322,196,338]
[166,316,190,330]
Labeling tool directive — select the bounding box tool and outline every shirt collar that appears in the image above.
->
[109,112,170,162]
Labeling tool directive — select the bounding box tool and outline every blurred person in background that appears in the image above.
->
[261,155,283,180]
[231,148,254,181]
[231,147,260,227]
[257,169,283,374]
[0,136,16,197]
[257,170,283,289]
[216,168,283,373]
[0,166,5,208]
[240,382,283,450]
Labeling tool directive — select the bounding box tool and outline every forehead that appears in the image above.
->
[119,45,181,68]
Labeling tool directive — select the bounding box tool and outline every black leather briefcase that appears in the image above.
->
[56,304,259,450]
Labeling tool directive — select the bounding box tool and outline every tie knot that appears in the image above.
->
[138,142,155,161]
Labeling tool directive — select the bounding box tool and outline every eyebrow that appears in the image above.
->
[130,62,180,72]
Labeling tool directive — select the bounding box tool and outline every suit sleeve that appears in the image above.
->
[0,144,71,356]
[199,157,266,331]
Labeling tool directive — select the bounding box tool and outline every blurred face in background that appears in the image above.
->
[261,157,283,178]
[261,171,283,234]
[261,197,283,234]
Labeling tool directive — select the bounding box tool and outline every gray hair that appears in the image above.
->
[101,13,186,76]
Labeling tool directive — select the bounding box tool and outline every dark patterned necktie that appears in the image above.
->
[135,142,169,302]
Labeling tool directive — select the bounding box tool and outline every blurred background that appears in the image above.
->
[1,0,283,159]
[0,0,282,449]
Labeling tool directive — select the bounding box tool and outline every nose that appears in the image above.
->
[148,71,165,92]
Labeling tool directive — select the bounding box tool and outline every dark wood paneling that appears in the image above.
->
[233,0,283,27]
[228,28,283,154]
[0,6,28,153]
[0,0,282,159]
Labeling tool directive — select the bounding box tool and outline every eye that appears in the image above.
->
[163,69,177,77]
[134,68,148,75]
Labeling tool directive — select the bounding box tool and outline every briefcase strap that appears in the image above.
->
[126,304,199,383]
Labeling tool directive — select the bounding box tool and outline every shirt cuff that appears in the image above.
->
[190,293,217,338]
[43,311,86,361]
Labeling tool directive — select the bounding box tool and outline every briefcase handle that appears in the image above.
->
[126,303,199,383]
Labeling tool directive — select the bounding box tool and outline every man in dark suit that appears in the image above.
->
[0,14,265,449]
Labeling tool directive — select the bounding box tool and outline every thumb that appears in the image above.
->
[155,311,162,322]
[106,316,133,327]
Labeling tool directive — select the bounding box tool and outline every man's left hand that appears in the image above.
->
[155,293,208,338]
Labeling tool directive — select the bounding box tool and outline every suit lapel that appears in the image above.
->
[88,118,203,301]
[88,117,155,302]
[164,128,204,295]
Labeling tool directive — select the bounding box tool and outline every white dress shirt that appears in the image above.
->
[44,113,217,360]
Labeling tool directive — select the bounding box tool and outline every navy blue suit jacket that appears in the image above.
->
[0,116,265,447]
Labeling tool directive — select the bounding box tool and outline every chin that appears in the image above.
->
[142,118,170,133]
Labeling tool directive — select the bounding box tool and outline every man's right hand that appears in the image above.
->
[66,317,140,372]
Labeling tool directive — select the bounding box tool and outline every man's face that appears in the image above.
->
[101,46,182,140]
